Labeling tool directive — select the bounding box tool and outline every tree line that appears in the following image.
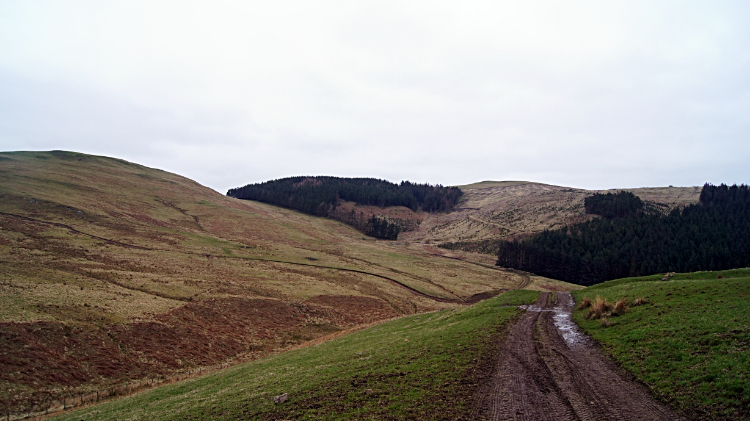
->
[584,190,667,218]
[367,215,400,240]
[496,184,750,285]
[226,176,462,239]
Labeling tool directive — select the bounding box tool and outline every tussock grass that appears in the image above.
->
[632,297,647,306]
[577,296,592,310]
[0,150,530,324]
[573,269,750,420]
[582,296,628,319]
[585,296,612,320]
[0,151,541,410]
[613,299,628,316]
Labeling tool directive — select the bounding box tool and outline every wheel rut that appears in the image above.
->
[472,292,685,420]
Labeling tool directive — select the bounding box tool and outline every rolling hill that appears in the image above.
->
[1,151,559,414]
[404,180,700,244]
[4,151,740,420]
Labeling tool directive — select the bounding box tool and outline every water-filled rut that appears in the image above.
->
[472,292,684,420]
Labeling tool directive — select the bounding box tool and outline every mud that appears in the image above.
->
[472,292,684,420]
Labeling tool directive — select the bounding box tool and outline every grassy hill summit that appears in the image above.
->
[409,179,700,253]
[0,151,549,414]
[454,180,544,189]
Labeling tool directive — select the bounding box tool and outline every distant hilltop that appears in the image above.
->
[453,180,543,189]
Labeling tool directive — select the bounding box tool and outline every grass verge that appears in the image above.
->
[572,268,750,420]
[52,290,539,420]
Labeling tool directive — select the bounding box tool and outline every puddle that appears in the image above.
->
[518,304,555,312]
[519,293,589,348]
[552,307,587,347]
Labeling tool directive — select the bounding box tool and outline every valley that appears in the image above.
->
[0,151,547,415]
[1,150,745,420]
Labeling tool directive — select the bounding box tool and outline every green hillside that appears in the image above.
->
[572,269,750,420]
[51,290,539,420]
[1,151,546,414]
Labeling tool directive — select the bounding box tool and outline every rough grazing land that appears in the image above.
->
[404,180,700,244]
[1,151,573,414]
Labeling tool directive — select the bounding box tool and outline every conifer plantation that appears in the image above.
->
[496,184,750,285]
[227,177,463,239]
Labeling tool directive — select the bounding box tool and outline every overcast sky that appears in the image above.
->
[1,1,748,192]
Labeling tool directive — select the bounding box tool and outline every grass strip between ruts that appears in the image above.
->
[52,290,539,420]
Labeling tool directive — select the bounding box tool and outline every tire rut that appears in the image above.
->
[472,292,685,420]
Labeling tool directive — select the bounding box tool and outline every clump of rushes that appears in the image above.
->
[586,296,613,320]
[577,297,592,310]
[585,296,633,319]
[631,297,648,306]
[612,299,628,316]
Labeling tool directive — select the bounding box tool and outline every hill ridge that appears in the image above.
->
[1,150,546,413]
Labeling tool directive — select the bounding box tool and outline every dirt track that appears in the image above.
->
[472,292,684,420]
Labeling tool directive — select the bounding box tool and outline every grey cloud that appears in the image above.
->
[1,1,749,192]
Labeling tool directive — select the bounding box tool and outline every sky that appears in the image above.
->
[1,1,749,193]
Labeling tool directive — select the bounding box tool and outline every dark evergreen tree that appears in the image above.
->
[227,176,459,240]
[584,191,645,219]
[496,183,750,285]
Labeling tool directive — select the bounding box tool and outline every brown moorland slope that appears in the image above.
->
[0,151,560,413]
[404,180,700,245]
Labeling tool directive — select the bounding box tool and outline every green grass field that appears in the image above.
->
[51,290,538,420]
[572,269,750,420]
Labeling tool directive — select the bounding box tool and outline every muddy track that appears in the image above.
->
[472,292,684,420]
[515,273,530,289]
